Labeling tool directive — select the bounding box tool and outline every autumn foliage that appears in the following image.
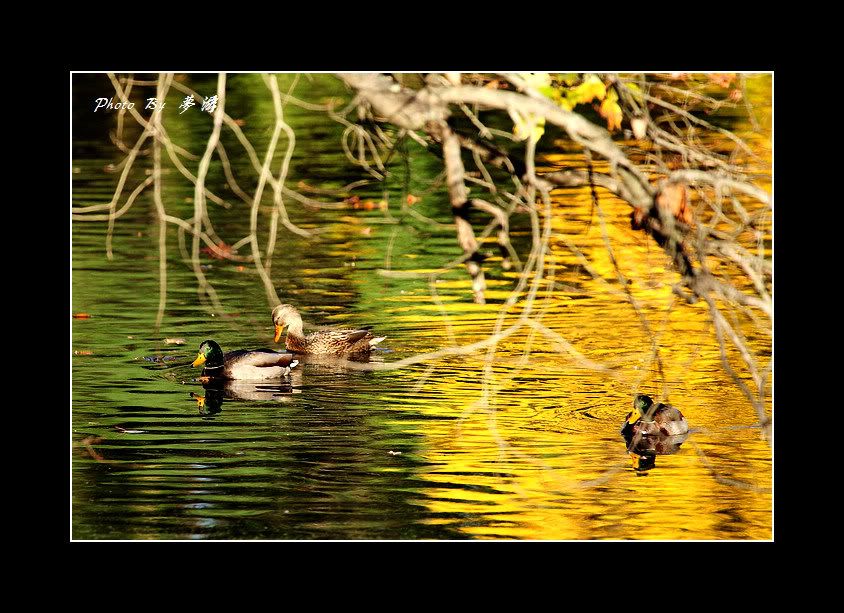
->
[631,183,692,230]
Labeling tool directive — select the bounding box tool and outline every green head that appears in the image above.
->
[633,394,655,421]
[192,340,224,369]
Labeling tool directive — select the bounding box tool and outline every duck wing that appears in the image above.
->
[339,329,371,343]
[654,405,685,423]
[225,350,298,368]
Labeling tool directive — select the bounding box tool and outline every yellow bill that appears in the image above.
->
[630,453,641,468]
[192,353,206,367]
[274,324,284,343]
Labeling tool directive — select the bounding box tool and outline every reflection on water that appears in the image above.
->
[192,379,299,416]
[72,74,772,540]
[623,429,690,473]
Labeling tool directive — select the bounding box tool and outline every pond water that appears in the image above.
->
[72,73,772,540]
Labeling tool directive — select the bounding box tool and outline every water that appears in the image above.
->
[72,73,772,540]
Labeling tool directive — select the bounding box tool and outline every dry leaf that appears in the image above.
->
[201,242,234,260]
[657,183,693,225]
[73,313,91,319]
[632,183,693,230]
[164,338,186,345]
[406,194,420,205]
[631,207,647,230]
[707,73,736,88]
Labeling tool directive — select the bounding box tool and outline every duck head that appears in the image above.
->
[192,340,224,369]
[632,394,656,423]
[271,304,303,342]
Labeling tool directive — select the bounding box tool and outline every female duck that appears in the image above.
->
[271,304,385,357]
[621,394,689,437]
[191,339,299,380]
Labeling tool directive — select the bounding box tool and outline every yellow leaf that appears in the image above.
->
[556,73,579,86]
[509,108,545,141]
[599,98,623,131]
[624,82,644,99]
[569,75,606,105]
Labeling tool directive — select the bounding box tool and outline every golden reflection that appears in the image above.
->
[373,147,771,539]
[73,73,771,540]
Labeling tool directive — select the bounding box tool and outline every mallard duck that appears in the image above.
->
[191,340,299,380]
[621,394,689,437]
[271,304,385,357]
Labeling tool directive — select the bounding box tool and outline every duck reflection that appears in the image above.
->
[622,429,689,473]
[190,377,300,416]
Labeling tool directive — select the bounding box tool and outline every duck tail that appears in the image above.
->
[369,336,386,348]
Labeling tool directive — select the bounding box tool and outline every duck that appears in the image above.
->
[191,339,299,380]
[271,304,385,357]
[621,394,689,437]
